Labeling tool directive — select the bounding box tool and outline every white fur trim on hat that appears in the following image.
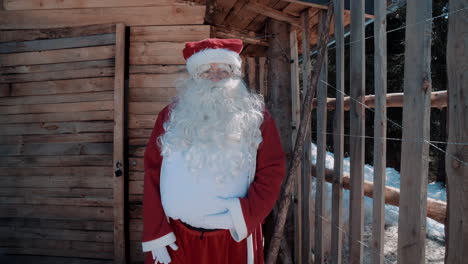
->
[186,48,242,76]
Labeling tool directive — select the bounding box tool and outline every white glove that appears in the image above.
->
[152,243,178,264]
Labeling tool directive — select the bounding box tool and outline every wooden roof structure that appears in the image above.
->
[192,0,375,56]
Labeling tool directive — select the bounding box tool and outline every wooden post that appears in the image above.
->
[266,4,334,263]
[315,11,328,263]
[300,8,312,264]
[371,0,387,263]
[445,0,468,262]
[265,17,293,260]
[113,23,126,264]
[290,29,302,264]
[397,0,432,263]
[349,0,365,262]
[331,1,344,263]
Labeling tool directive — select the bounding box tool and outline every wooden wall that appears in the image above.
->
[126,24,210,263]
[0,1,206,264]
[0,24,119,264]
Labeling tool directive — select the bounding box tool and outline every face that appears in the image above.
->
[199,63,232,83]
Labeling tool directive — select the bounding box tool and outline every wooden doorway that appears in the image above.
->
[0,23,126,264]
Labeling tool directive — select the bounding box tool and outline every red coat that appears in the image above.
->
[142,105,286,263]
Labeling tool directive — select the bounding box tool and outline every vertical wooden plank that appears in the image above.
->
[349,0,365,263]
[397,0,432,263]
[113,23,126,264]
[289,29,302,264]
[265,18,292,259]
[331,1,344,263]
[445,0,468,262]
[247,57,257,91]
[258,57,267,97]
[372,0,387,263]
[315,13,328,263]
[300,8,312,264]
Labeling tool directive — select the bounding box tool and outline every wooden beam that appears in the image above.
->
[214,26,269,46]
[397,0,433,262]
[312,91,448,110]
[0,6,205,29]
[265,3,334,263]
[314,11,328,263]
[349,0,366,262]
[372,0,387,263]
[245,1,301,27]
[312,167,447,224]
[331,1,345,263]
[445,0,468,262]
[282,0,374,18]
[3,0,189,10]
[113,23,126,264]
[299,8,311,264]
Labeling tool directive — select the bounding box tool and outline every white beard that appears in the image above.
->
[159,77,265,184]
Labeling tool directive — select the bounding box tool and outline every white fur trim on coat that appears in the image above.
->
[186,48,242,76]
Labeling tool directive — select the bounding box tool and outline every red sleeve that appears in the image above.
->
[141,106,176,252]
[229,111,286,241]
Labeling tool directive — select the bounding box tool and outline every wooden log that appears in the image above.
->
[0,84,10,97]
[331,1,345,263]
[0,33,115,54]
[0,24,116,43]
[0,166,111,176]
[0,111,114,124]
[0,255,113,264]
[0,121,113,135]
[128,129,152,139]
[0,91,113,105]
[0,142,113,156]
[129,181,144,195]
[0,155,112,167]
[445,0,468,262]
[372,0,387,263]
[0,133,113,144]
[0,196,113,207]
[129,172,144,181]
[129,73,188,88]
[130,25,210,43]
[3,0,188,10]
[215,27,269,46]
[245,1,301,27]
[290,29,302,264]
[0,174,112,189]
[0,101,113,115]
[0,67,114,84]
[266,4,333,263]
[0,247,113,259]
[0,218,113,231]
[314,12,328,263]
[0,59,114,75]
[128,115,157,129]
[129,87,177,102]
[129,102,166,115]
[312,90,448,110]
[0,204,113,220]
[113,23,126,264]
[311,167,447,224]
[0,6,206,29]
[9,77,114,96]
[0,187,112,199]
[0,238,112,253]
[349,0,366,262]
[0,45,115,67]
[129,65,186,74]
[397,0,433,262]
[129,42,185,65]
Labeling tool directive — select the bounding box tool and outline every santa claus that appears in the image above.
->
[142,38,286,264]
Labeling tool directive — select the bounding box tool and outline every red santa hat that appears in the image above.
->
[183,38,243,76]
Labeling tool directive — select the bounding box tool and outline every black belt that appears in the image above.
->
[181,221,220,232]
